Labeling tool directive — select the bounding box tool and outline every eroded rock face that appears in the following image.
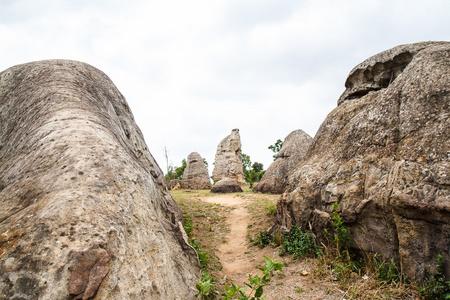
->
[181,152,211,190]
[253,129,313,194]
[273,42,450,281]
[211,178,243,194]
[0,60,200,299]
[212,129,245,184]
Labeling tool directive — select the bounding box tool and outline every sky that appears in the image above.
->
[1,0,449,175]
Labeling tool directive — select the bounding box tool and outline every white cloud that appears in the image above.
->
[0,0,449,173]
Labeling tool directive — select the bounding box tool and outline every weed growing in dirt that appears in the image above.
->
[223,257,283,300]
[265,204,276,217]
[279,225,320,258]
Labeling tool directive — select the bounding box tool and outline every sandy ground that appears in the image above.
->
[200,194,345,300]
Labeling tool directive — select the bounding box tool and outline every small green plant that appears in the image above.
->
[294,286,305,293]
[371,254,402,284]
[252,230,272,248]
[224,257,283,300]
[280,225,320,258]
[196,275,213,299]
[419,254,450,300]
[265,204,276,217]
[331,202,351,255]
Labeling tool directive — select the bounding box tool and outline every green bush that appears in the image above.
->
[280,225,320,258]
[252,229,272,248]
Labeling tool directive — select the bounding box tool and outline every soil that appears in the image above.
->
[173,189,418,299]
[200,194,344,300]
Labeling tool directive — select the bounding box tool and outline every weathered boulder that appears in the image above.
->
[272,42,450,281]
[168,179,180,190]
[212,129,245,184]
[181,152,211,189]
[253,129,313,194]
[0,60,200,299]
[211,178,243,194]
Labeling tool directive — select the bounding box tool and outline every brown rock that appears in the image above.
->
[212,129,245,184]
[68,244,110,299]
[253,129,313,194]
[273,42,450,281]
[0,60,200,299]
[168,179,180,190]
[181,152,211,189]
[211,178,243,194]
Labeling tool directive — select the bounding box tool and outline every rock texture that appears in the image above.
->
[253,129,313,194]
[181,152,211,189]
[272,42,450,281]
[167,179,180,190]
[212,129,245,184]
[211,178,243,194]
[0,60,200,299]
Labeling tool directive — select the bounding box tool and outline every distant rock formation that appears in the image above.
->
[272,42,450,281]
[211,178,243,194]
[212,129,245,184]
[253,129,313,194]
[181,152,211,189]
[0,60,200,299]
[167,179,180,190]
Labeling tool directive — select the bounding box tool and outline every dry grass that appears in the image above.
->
[171,188,421,299]
[171,189,232,273]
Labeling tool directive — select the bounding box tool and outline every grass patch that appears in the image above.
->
[172,189,232,274]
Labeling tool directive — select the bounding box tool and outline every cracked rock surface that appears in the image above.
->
[212,128,245,185]
[273,42,450,281]
[253,129,313,194]
[0,60,200,299]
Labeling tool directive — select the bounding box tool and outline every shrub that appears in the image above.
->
[252,229,272,248]
[280,225,320,258]
[419,254,450,300]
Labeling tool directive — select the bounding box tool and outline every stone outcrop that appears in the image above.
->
[0,60,200,299]
[211,178,243,194]
[212,129,245,184]
[272,42,450,281]
[181,152,211,189]
[167,179,180,190]
[253,129,313,194]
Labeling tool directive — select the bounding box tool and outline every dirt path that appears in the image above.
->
[201,195,257,285]
[200,194,344,299]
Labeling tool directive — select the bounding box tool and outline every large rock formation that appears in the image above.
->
[212,129,245,184]
[0,60,200,299]
[181,152,211,189]
[211,178,243,194]
[273,42,450,281]
[253,129,313,194]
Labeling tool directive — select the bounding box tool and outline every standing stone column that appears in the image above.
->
[181,152,211,189]
[212,129,245,185]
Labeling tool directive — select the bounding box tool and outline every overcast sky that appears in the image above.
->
[1,0,449,174]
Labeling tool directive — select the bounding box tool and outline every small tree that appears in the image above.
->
[176,158,187,179]
[252,162,264,173]
[241,152,251,174]
[241,152,265,188]
[164,158,187,181]
[268,139,283,161]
